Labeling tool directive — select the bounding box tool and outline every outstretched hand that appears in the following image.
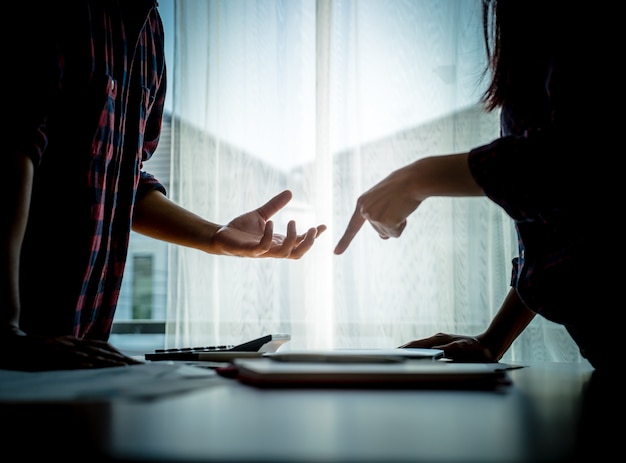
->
[334,154,480,255]
[400,333,498,363]
[213,190,326,259]
[0,334,144,372]
[334,165,422,255]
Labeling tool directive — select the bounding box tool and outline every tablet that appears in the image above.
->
[264,348,444,363]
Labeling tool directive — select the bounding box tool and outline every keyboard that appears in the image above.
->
[145,333,291,361]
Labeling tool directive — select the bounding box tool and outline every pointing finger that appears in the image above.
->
[334,209,366,255]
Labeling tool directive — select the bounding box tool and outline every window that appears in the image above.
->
[112,0,583,363]
[132,255,154,320]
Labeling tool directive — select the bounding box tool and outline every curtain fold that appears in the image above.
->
[165,0,583,364]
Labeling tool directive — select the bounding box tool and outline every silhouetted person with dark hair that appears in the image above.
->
[335,0,612,370]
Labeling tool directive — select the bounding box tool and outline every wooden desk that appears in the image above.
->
[2,362,618,462]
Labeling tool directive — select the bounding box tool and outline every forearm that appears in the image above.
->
[478,288,536,360]
[2,153,34,334]
[409,153,485,200]
[132,189,221,253]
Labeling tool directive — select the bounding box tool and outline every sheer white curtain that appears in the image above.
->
[165,0,583,363]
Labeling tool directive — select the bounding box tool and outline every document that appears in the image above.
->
[0,363,220,402]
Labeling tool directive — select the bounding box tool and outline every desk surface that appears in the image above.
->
[2,361,618,462]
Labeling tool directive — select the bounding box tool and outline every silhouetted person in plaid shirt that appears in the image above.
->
[2,1,325,371]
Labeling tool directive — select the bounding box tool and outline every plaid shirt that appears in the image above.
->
[9,1,166,340]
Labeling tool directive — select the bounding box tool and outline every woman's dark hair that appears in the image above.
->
[480,0,559,112]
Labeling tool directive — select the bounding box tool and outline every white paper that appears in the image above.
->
[0,362,219,402]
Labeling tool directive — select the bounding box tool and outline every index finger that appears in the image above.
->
[334,209,366,255]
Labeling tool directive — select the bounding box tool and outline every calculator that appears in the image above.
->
[145,333,291,361]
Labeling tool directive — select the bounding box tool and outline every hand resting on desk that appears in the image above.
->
[0,333,144,372]
[400,333,497,363]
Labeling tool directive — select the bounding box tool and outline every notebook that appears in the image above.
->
[232,356,518,389]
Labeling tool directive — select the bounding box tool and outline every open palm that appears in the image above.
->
[213,190,326,259]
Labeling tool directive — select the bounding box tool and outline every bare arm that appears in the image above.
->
[2,152,33,335]
[132,189,326,259]
[477,289,536,360]
[131,189,221,250]
[334,153,483,254]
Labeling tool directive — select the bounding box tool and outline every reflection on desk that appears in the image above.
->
[2,361,619,463]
